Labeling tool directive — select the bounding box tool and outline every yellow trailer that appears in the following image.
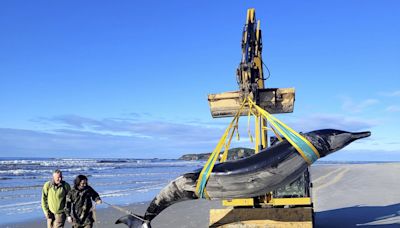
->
[210,207,313,228]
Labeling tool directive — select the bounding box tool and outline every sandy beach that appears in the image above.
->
[3,163,400,228]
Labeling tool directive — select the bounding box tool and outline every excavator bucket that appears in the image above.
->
[208,88,295,118]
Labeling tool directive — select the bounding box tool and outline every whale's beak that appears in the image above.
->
[351,131,371,140]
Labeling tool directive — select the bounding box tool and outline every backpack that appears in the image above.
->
[46,180,69,194]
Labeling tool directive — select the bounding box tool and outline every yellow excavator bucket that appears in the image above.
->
[208,88,295,118]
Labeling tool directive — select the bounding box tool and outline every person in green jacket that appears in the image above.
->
[41,169,71,228]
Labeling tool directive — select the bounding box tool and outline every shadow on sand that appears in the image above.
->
[315,203,400,227]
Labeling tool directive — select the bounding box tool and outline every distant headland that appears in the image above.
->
[178,147,255,161]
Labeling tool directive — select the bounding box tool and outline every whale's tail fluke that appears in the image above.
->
[115,214,151,228]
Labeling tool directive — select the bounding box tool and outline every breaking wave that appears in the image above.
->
[0,157,201,225]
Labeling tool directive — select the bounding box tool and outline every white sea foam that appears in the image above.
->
[0,200,40,209]
[100,183,166,197]
[0,160,42,165]
[0,166,117,176]
[0,169,53,175]
[90,171,180,178]
[93,180,160,186]
[0,158,199,225]
[99,192,130,198]
[0,193,38,200]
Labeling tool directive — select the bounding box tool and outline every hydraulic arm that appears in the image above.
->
[237,8,265,102]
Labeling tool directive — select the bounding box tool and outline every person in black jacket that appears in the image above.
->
[65,175,102,228]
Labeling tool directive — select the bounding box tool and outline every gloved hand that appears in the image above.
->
[67,216,73,223]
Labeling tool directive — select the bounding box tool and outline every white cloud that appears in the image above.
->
[0,127,220,158]
[385,105,400,113]
[0,114,237,158]
[3,111,392,159]
[340,97,379,113]
[283,113,377,133]
[380,90,400,97]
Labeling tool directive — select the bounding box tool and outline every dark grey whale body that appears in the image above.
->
[116,129,371,228]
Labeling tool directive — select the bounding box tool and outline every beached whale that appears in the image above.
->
[116,129,371,228]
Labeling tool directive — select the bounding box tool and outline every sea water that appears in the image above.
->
[0,157,203,225]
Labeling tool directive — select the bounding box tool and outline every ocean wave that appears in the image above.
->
[100,183,166,198]
[99,192,130,198]
[0,200,40,209]
[90,171,181,178]
[0,203,41,216]
[0,193,39,200]
[0,169,53,175]
[97,159,128,163]
[0,158,201,167]
[0,177,12,180]
[0,166,116,176]
[0,157,200,223]
[136,185,167,193]
[0,185,42,192]
[93,180,161,187]
[0,160,42,165]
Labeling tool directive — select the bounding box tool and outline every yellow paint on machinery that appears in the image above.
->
[222,198,254,207]
[209,208,313,228]
[207,8,314,227]
[221,196,312,208]
[267,197,312,206]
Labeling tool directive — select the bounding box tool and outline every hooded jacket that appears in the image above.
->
[65,186,101,225]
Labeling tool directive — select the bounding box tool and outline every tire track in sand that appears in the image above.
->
[312,167,349,201]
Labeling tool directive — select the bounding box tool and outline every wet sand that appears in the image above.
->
[3,163,400,227]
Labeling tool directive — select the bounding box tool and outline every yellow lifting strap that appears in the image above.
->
[195,97,320,199]
[220,111,240,163]
[195,99,247,199]
[247,98,320,164]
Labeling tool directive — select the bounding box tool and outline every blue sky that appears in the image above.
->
[0,0,399,160]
